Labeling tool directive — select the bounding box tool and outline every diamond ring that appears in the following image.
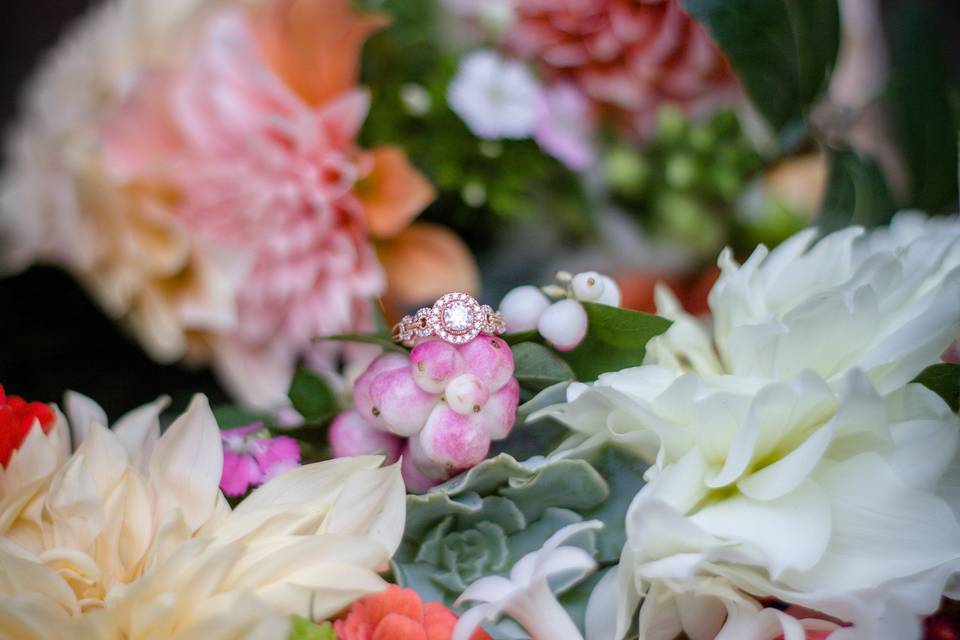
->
[392,292,506,345]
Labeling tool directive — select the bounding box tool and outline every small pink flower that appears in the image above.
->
[535,83,597,171]
[220,422,300,496]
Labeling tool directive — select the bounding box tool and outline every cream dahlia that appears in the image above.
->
[506,0,740,138]
[0,0,472,409]
[0,394,405,639]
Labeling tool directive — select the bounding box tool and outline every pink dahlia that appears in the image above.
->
[99,5,438,408]
[507,0,740,138]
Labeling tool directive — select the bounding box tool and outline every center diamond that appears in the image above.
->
[443,301,474,333]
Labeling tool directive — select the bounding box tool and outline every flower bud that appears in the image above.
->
[410,339,465,393]
[419,406,491,473]
[369,367,437,436]
[458,336,515,391]
[328,410,402,463]
[538,299,588,351]
[481,377,520,440]
[498,285,551,333]
[444,373,490,416]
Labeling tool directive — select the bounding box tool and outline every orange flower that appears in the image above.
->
[252,0,390,107]
[334,585,491,640]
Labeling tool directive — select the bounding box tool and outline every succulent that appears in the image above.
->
[392,445,649,638]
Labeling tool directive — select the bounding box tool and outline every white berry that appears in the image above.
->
[571,271,605,301]
[538,299,588,352]
[596,274,622,307]
[499,285,551,333]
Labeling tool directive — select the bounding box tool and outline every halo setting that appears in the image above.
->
[393,293,506,344]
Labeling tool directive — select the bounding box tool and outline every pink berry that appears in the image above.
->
[410,339,466,393]
[401,447,442,494]
[419,405,491,473]
[458,336,515,391]
[538,299,588,351]
[353,352,409,420]
[369,367,437,436]
[444,373,490,416]
[405,428,450,481]
[481,377,520,440]
[499,285,550,332]
[328,410,402,463]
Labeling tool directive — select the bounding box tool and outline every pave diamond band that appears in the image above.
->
[392,293,506,345]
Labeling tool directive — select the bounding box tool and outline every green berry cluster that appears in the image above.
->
[604,108,761,257]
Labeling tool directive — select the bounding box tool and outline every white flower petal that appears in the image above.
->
[147,394,223,532]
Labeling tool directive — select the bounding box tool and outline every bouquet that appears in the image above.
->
[1,212,958,640]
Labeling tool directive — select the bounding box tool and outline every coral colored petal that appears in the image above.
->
[373,614,428,640]
[358,147,436,240]
[378,223,479,307]
[363,586,425,628]
[335,601,375,640]
[252,0,390,106]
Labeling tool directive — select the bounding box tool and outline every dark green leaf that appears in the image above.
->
[818,147,897,232]
[682,0,839,134]
[887,2,958,213]
[212,405,275,430]
[512,342,576,393]
[559,303,672,381]
[503,330,539,346]
[288,368,339,423]
[316,333,406,353]
[914,363,960,413]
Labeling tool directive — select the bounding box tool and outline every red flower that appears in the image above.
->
[508,0,740,138]
[335,585,491,640]
[0,385,54,467]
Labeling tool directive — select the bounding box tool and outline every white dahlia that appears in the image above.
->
[539,214,960,640]
[647,211,960,393]
[0,395,405,639]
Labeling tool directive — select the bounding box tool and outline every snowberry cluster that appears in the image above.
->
[498,271,621,351]
[329,336,519,492]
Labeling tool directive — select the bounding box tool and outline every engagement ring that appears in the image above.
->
[392,292,506,345]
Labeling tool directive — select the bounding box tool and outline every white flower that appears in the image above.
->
[547,365,960,639]
[0,394,406,639]
[538,216,960,639]
[647,212,960,394]
[453,520,602,640]
[447,50,541,140]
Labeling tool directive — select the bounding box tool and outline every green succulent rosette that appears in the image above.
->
[392,446,648,638]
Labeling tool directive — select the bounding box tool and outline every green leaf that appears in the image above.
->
[316,333,406,353]
[914,364,960,413]
[512,342,576,393]
[288,616,336,640]
[818,147,897,232]
[503,330,539,346]
[212,405,275,430]
[887,2,959,213]
[559,303,672,381]
[288,369,339,424]
[682,0,839,135]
